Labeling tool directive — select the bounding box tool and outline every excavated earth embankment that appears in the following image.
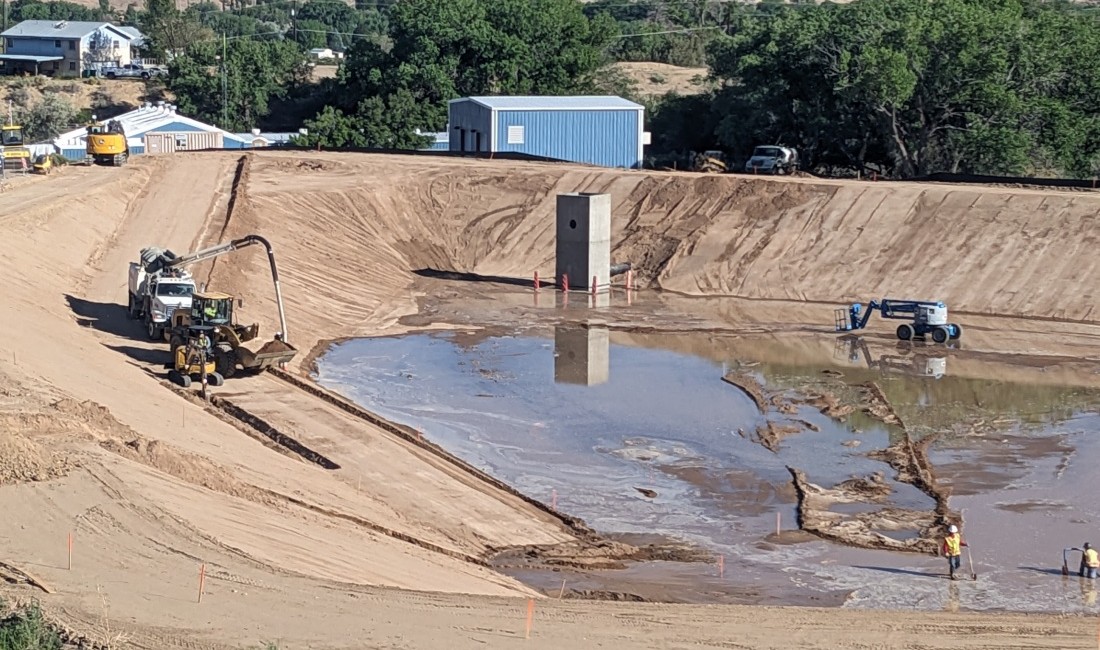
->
[0,151,1095,649]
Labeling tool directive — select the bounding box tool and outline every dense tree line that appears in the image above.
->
[670,0,1100,178]
[10,0,1100,178]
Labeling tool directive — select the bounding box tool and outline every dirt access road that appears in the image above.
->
[0,151,1095,649]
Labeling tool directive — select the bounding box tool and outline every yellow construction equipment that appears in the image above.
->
[1,125,31,172]
[692,150,727,173]
[32,153,53,175]
[168,291,296,378]
[86,119,129,166]
[169,326,225,388]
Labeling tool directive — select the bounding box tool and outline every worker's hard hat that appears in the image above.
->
[1086,542,1092,550]
[948,524,958,534]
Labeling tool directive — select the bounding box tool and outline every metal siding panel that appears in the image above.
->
[447,99,492,152]
[5,39,62,56]
[130,145,144,155]
[185,131,222,150]
[144,132,174,154]
[61,148,86,160]
[493,109,640,168]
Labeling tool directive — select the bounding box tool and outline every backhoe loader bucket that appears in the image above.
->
[238,338,297,370]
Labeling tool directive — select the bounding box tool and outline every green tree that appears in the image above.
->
[704,0,1100,178]
[19,94,78,142]
[320,0,616,146]
[169,38,308,131]
[11,0,107,22]
[142,0,213,59]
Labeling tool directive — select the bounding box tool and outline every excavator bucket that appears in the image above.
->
[238,338,297,370]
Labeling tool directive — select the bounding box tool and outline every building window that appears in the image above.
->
[6,39,12,49]
[69,40,76,50]
[506,125,524,145]
[174,135,187,148]
[68,62,76,71]
[54,40,60,48]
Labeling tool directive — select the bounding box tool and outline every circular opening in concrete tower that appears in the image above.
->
[569,219,577,229]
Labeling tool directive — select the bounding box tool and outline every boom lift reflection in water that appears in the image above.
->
[836,335,948,379]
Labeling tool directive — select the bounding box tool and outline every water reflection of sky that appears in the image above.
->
[313,328,1100,613]
[314,328,898,549]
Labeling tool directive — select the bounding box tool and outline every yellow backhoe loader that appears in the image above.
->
[168,326,225,388]
[168,291,296,378]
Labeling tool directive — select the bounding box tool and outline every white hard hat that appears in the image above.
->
[948,524,958,534]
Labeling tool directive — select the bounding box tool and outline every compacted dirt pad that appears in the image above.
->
[0,151,1096,649]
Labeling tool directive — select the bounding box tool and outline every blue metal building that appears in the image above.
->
[447,96,646,169]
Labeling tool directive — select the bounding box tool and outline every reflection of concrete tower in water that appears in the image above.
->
[554,325,609,386]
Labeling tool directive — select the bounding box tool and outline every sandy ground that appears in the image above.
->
[0,151,1096,648]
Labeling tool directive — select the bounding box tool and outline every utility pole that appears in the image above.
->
[221,32,228,129]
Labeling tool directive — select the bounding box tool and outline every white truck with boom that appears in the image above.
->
[128,248,197,341]
[743,145,799,175]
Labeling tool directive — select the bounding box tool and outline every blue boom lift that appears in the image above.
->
[835,299,962,343]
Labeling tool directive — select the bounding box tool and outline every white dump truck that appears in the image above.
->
[128,247,196,341]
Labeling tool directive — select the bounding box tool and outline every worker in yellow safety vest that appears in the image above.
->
[1081,542,1099,579]
[941,524,968,580]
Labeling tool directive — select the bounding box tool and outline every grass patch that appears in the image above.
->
[0,600,62,650]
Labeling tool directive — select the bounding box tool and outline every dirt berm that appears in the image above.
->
[206,152,1100,369]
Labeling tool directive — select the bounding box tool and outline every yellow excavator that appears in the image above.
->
[86,118,129,166]
[1,124,31,172]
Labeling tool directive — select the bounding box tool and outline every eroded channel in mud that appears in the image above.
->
[314,326,1100,613]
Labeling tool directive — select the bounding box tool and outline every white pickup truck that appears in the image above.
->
[128,259,196,341]
[102,63,167,80]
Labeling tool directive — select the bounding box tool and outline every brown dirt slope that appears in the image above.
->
[0,152,1095,649]
[208,152,1100,369]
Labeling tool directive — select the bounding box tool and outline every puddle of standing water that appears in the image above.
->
[313,326,1100,613]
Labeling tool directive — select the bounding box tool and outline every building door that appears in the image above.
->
[474,131,481,152]
[459,128,467,152]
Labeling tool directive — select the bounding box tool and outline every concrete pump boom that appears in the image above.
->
[146,235,289,344]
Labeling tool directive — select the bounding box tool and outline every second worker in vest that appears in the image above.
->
[941,524,968,580]
[1081,543,1099,579]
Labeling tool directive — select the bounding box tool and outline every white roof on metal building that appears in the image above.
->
[53,103,249,148]
[451,95,643,111]
[1,20,131,40]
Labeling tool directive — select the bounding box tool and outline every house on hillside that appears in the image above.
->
[0,20,144,77]
[447,95,650,169]
[52,102,258,158]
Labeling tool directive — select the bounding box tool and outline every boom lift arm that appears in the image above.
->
[835,298,961,343]
[144,235,289,344]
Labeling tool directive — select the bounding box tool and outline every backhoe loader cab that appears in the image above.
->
[168,326,225,388]
[190,291,237,327]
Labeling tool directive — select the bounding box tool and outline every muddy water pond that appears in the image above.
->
[314,326,1100,613]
